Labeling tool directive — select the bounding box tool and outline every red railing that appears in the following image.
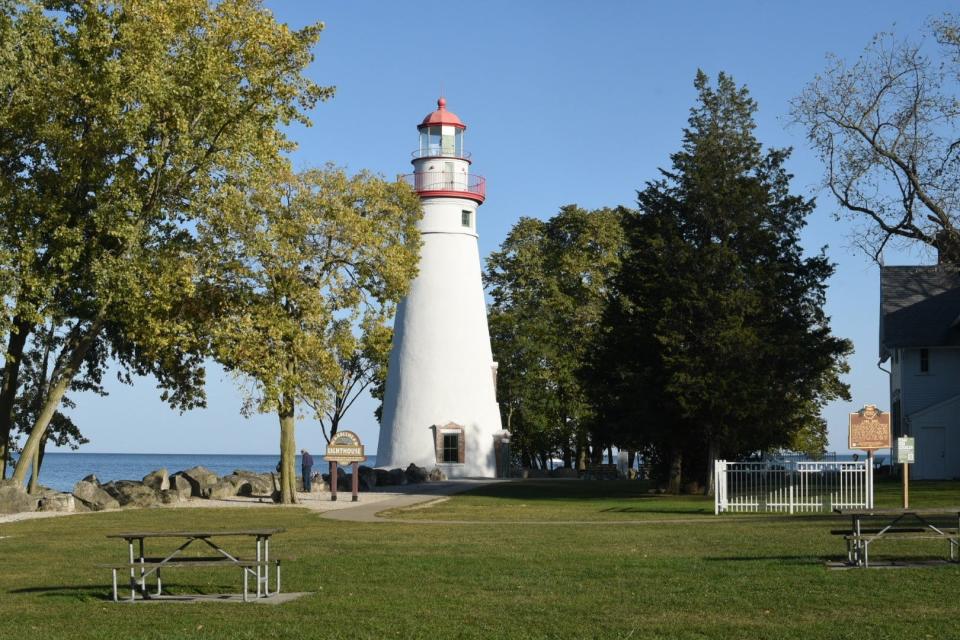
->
[401,172,486,202]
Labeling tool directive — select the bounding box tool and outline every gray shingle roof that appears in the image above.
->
[880,266,960,360]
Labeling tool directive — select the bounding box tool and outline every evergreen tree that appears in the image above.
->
[599,71,851,492]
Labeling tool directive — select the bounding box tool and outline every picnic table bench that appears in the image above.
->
[833,508,960,567]
[101,529,284,602]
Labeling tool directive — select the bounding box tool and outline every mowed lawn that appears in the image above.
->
[1,480,959,640]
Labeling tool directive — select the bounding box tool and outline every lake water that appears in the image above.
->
[10,452,377,493]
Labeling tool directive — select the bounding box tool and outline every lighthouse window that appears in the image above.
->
[442,434,460,463]
[461,210,472,228]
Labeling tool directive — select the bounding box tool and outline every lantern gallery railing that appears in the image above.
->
[401,172,486,201]
[411,147,472,160]
[714,459,873,515]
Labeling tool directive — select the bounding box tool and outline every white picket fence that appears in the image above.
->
[714,459,873,514]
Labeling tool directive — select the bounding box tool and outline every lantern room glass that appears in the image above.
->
[419,126,464,158]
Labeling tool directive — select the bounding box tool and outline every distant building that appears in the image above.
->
[880,265,960,479]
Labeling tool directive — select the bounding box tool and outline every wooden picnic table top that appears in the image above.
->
[106,529,284,539]
[834,507,960,517]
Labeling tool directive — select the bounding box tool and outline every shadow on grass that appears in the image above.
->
[600,507,712,515]
[704,555,825,565]
[461,480,700,501]
[10,583,233,601]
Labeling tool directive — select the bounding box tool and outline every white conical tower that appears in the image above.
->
[377,98,506,478]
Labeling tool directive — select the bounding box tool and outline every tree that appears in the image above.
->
[601,71,851,493]
[10,321,97,492]
[792,15,960,262]
[202,165,420,504]
[306,312,394,444]
[485,206,625,469]
[0,0,329,487]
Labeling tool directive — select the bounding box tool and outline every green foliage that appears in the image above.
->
[485,206,624,468]
[201,164,421,501]
[597,71,852,486]
[0,0,329,485]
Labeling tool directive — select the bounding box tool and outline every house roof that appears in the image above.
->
[880,265,960,360]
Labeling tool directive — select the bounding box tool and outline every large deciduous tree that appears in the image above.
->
[600,71,851,493]
[485,206,624,469]
[0,0,329,486]
[792,15,960,263]
[202,165,420,504]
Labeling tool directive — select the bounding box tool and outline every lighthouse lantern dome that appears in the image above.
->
[417,97,466,159]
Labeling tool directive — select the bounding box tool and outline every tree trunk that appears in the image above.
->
[705,437,717,497]
[667,449,683,494]
[607,445,614,466]
[562,443,572,469]
[12,317,105,487]
[0,320,32,479]
[278,393,298,504]
[28,434,47,494]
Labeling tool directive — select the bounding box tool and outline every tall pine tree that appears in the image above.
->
[597,71,851,493]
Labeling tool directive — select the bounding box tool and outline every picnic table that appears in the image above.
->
[833,508,960,567]
[102,529,284,602]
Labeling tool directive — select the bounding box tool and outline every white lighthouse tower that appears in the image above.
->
[377,98,505,478]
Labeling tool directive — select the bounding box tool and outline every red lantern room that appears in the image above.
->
[405,98,485,204]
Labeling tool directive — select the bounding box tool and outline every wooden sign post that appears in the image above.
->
[848,404,891,510]
[323,431,367,502]
[892,436,915,508]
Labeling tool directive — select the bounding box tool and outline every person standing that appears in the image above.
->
[301,449,314,492]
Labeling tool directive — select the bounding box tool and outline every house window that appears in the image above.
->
[442,433,460,463]
[461,210,472,227]
[920,348,929,373]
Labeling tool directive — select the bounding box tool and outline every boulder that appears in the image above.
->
[159,489,185,505]
[174,466,219,498]
[405,463,429,484]
[374,468,392,486]
[169,474,193,499]
[358,466,377,491]
[336,473,352,492]
[429,467,448,482]
[102,480,161,508]
[141,468,170,491]
[72,480,120,511]
[206,478,240,500]
[388,468,407,486]
[0,480,39,514]
[220,474,253,497]
[38,492,75,512]
[231,470,273,496]
[81,473,100,485]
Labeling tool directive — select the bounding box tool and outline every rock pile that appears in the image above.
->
[0,467,278,516]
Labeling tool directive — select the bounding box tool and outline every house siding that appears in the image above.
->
[899,347,960,417]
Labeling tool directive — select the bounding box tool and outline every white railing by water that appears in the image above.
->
[714,459,873,515]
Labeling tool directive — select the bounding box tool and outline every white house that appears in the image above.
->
[880,265,960,479]
[375,98,508,478]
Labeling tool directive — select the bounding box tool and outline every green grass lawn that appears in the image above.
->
[2,479,960,639]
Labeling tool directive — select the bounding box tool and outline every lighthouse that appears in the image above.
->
[376,98,506,478]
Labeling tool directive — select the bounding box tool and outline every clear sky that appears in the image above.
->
[58,0,955,455]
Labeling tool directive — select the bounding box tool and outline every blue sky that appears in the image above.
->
[60,0,954,455]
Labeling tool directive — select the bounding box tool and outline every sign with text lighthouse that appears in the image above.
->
[848,404,891,451]
[323,430,366,464]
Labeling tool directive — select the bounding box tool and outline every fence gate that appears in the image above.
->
[714,460,873,514]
